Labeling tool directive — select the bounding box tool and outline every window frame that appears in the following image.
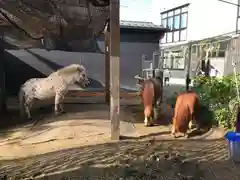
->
[162,50,186,70]
[161,4,189,44]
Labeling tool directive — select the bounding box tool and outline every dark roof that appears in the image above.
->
[120,20,167,31]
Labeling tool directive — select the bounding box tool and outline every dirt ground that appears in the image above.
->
[0,139,238,180]
[0,97,237,180]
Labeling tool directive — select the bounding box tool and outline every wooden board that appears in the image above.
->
[67,91,138,99]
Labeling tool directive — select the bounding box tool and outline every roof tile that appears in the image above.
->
[120,20,165,30]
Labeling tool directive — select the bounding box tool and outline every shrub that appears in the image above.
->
[166,74,240,130]
[192,74,240,130]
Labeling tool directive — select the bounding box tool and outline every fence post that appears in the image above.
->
[152,52,158,78]
[141,54,147,77]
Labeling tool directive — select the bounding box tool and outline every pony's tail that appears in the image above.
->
[19,86,25,118]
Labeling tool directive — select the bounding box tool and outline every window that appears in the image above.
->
[163,52,172,69]
[168,11,174,16]
[174,31,179,42]
[174,9,181,15]
[210,42,228,58]
[172,57,185,69]
[180,13,187,28]
[167,17,173,30]
[192,45,197,54]
[161,4,189,43]
[211,51,225,58]
[182,6,189,13]
[163,51,185,70]
[167,32,172,42]
[162,19,167,27]
[174,15,180,29]
[180,29,187,41]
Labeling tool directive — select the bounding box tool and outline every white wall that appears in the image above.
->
[187,0,237,41]
[160,0,238,43]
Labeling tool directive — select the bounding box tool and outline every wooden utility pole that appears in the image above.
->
[0,29,7,115]
[110,0,120,140]
[104,24,110,105]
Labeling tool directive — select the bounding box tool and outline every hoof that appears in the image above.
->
[60,110,66,114]
[55,111,62,116]
[171,133,177,138]
[184,133,189,138]
[148,123,154,127]
[144,123,154,127]
[144,120,154,127]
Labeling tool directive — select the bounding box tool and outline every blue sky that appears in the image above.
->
[120,0,189,24]
[120,0,157,23]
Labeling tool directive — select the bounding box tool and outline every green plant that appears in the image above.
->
[166,74,240,130]
[191,74,240,130]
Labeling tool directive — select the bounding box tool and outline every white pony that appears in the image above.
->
[19,64,89,119]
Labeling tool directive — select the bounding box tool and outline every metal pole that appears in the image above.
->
[233,60,240,102]
[236,0,240,34]
[186,42,192,91]
[234,65,240,102]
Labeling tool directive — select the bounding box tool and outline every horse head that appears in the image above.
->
[76,65,90,87]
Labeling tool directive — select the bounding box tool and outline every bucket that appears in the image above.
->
[225,131,240,162]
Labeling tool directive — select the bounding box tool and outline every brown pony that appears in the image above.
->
[135,75,163,126]
[171,91,199,138]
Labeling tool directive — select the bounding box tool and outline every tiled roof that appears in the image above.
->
[120,20,166,30]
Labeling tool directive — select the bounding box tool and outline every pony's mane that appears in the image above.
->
[56,64,85,76]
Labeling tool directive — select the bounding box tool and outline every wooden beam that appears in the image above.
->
[0,29,7,115]
[104,28,110,105]
[110,0,120,140]
[68,91,138,98]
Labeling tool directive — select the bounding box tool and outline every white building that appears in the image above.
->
[160,0,239,46]
[158,0,240,97]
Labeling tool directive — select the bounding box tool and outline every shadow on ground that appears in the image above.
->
[124,102,216,139]
[0,138,238,180]
[0,103,111,138]
[122,104,172,125]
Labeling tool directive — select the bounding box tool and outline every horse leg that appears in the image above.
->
[183,133,189,138]
[171,118,177,138]
[188,105,195,130]
[54,94,62,115]
[25,98,34,120]
[153,97,162,122]
[144,106,154,126]
[188,120,193,129]
[59,95,66,114]
[144,116,148,127]
[54,91,65,115]
[171,128,177,138]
